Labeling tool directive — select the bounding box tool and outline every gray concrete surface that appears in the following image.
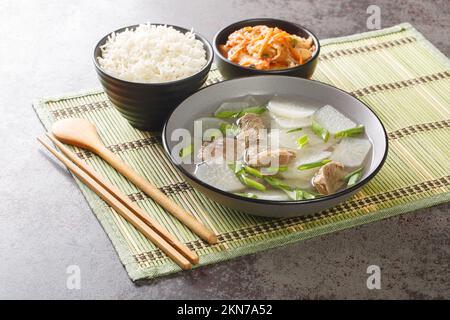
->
[0,0,449,299]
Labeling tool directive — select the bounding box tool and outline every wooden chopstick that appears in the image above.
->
[45,133,199,265]
[96,146,219,245]
[37,136,193,270]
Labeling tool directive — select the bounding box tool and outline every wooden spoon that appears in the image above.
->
[51,118,217,245]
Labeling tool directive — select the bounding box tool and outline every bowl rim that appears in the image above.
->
[162,75,389,205]
[93,23,214,86]
[213,18,321,74]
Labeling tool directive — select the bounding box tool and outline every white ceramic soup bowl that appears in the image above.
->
[162,76,388,218]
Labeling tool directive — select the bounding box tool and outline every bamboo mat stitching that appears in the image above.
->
[320,36,417,61]
[351,71,450,97]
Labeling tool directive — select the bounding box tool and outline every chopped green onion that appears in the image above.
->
[215,110,240,119]
[287,127,303,133]
[260,166,288,175]
[294,189,304,200]
[243,165,263,178]
[344,167,364,187]
[284,188,318,201]
[283,188,304,200]
[296,134,309,149]
[343,167,363,181]
[230,162,265,191]
[220,123,239,137]
[302,190,317,199]
[297,159,331,170]
[179,143,193,158]
[312,120,330,142]
[235,162,244,174]
[215,106,266,119]
[234,192,257,199]
[263,176,291,191]
[228,161,244,174]
[347,173,362,187]
[239,105,267,117]
[238,173,266,192]
[334,125,365,138]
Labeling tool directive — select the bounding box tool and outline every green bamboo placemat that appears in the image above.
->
[33,23,450,281]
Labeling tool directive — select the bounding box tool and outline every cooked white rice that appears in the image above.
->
[98,24,207,83]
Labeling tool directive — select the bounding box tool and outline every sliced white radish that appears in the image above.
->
[195,160,245,192]
[331,137,371,168]
[313,105,356,135]
[250,190,290,201]
[267,96,317,119]
[280,149,332,181]
[270,114,312,129]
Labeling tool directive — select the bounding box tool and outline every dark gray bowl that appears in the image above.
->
[93,24,213,131]
[213,18,320,80]
[162,76,388,218]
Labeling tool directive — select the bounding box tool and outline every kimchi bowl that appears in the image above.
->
[213,18,320,80]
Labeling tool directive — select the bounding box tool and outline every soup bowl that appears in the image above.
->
[162,76,388,218]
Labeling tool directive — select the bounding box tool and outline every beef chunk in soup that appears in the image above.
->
[198,137,245,162]
[312,161,346,195]
[237,113,266,143]
[246,148,296,167]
